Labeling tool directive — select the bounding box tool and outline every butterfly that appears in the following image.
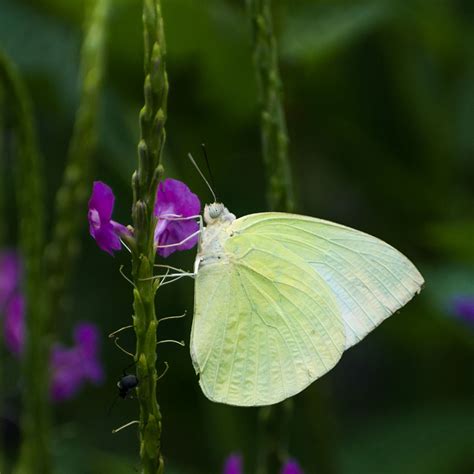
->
[190,202,424,407]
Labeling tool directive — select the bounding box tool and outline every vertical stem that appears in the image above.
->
[256,400,293,474]
[0,81,5,245]
[45,0,109,321]
[0,51,50,474]
[246,3,337,473]
[246,0,294,213]
[131,0,168,472]
[246,1,294,473]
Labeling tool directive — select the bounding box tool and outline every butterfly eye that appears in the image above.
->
[209,204,223,219]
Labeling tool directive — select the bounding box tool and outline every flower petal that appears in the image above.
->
[50,322,104,401]
[50,346,83,401]
[281,460,304,474]
[0,250,21,309]
[222,454,242,474]
[154,178,201,219]
[88,181,115,221]
[88,182,128,255]
[451,295,474,324]
[74,322,100,355]
[3,293,25,356]
[93,222,123,255]
[156,219,199,258]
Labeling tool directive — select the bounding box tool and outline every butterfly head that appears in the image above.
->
[204,202,236,225]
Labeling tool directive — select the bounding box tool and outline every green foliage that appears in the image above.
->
[281,0,392,64]
[0,49,51,474]
[46,0,109,325]
[246,0,294,212]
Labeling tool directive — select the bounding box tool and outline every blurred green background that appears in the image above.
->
[1,0,473,473]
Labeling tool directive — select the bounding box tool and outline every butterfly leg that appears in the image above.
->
[155,229,201,250]
[159,214,203,228]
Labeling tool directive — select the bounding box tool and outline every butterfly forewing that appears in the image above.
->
[231,213,424,349]
[191,230,345,407]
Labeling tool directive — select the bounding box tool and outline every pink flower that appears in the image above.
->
[154,178,201,257]
[3,293,25,356]
[88,181,129,255]
[0,248,104,402]
[50,323,104,401]
[0,250,21,309]
[222,454,242,474]
[281,460,304,474]
[451,295,474,325]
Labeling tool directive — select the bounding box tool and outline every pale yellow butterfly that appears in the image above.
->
[190,202,424,407]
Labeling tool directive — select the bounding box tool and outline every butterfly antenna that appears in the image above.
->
[188,152,217,203]
[200,143,218,200]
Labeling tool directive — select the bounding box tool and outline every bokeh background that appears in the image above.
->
[1,0,473,473]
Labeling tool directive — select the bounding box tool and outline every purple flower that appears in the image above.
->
[0,250,21,309]
[50,322,104,401]
[88,181,129,255]
[3,293,25,356]
[281,460,304,474]
[222,454,242,474]
[154,178,201,258]
[451,295,474,325]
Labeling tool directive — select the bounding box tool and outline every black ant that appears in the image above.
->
[117,372,139,399]
[108,362,139,415]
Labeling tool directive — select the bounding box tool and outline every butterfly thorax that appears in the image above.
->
[196,203,236,270]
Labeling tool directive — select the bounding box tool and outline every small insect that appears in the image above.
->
[117,373,139,399]
[108,365,139,415]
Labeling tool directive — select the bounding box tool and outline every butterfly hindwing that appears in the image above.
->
[191,231,345,407]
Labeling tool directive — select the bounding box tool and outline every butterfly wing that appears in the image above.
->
[230,213,424,349]
[191,231,345,406]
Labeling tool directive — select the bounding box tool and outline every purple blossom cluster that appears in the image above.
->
[0,250,103,401]
[222,454,304,474]
[88,178,201,257]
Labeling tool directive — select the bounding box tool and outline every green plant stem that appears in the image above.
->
[45,0,109,320]
[246,3,338,472]
[246,1,295,473]
[0,81,5,246]
[0,51,50,474]
[246,0,294,213]
[256,400,293,474]
[131,1,168,473]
